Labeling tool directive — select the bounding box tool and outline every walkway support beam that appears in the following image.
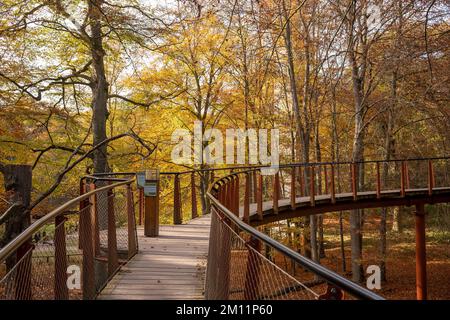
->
[415,203,427,300]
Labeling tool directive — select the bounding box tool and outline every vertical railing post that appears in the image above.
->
[173,174,182,224]
[324,165,329,195]
[244,173,250,223]
[273,172,280,214]
[107,188,119,277]
[415,203,427,300]
[234,176,240,217]
[405,161,410,189]
[126,184,138,258]
[244,237,262,299]
[54,214,68,300]
[310,166,315,206]
[428,160,434,196]
[400,161,406,197]
[290,167,296,210]
[191,172,198,219]
[257,172,263,220]
[330,164,336,204]
[376,162,381,199]
[226,179,233,210]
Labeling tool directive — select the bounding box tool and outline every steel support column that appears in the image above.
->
[415,203,427,300]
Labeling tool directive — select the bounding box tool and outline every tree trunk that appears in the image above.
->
[349,52,366,284]
[380,70,398,281]
[0,165,32,247]
[392,207,403,233]
[199,168,211,215]
[89,0,110,174]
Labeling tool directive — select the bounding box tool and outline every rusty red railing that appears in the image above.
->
[205,157,450,300]
[0,178,138,300]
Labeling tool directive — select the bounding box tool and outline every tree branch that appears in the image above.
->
[28,131,156,211]
[108,89,186,108]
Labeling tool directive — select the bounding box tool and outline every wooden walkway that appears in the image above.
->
[100,215,211,300]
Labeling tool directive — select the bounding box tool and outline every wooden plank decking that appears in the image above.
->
[100,215,211,300]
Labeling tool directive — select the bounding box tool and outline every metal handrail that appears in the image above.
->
[0,178,135,263]
[206,189,385,300]
[86,156,450,177]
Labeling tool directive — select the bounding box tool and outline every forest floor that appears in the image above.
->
[275,210,450,300]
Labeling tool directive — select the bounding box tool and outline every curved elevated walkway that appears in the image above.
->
[246,187,450,225]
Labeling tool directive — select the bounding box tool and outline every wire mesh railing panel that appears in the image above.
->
[206,207,319,300]
[113,190,129,254]
[0,247,33,299]
[0,180,136,300]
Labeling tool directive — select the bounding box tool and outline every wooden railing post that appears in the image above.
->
[273,172,280,214]
[244,173,250,223]
[401,161,406,197]
[324,165,329,194]
[428,160,434,195]
[126,184,138,258]
[54,215,68,300]
[257,172,263,220]
[405,161,410,189]
[291,167,296,210]
[330,164,336,204]
[234,176,240,217]
[191,172,198,219]
[217,184,224,204]
[226,179,233,211]
[376,162,381,199]
[173,174,182,224]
